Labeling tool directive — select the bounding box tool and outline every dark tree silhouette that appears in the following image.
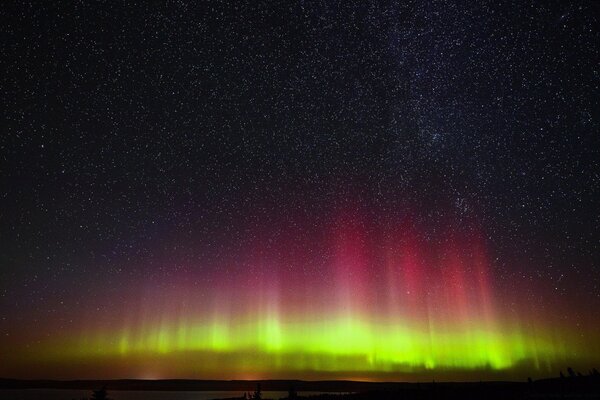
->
[91,386,109,400]
[567,367,577,378]
[253,382,262,400]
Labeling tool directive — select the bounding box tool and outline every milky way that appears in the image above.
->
[1,1,599,380]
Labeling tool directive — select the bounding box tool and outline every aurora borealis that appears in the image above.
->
[2,208,598,380]
[2,1,600,382]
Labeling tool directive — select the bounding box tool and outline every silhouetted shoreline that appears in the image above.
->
[2,374,600,399]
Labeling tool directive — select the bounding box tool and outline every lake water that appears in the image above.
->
[0,389,336,400]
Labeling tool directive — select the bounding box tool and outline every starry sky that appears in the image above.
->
[1,1,599,381]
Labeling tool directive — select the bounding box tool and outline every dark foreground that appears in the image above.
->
[2,375,600,399]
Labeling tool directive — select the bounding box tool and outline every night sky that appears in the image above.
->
[1,1,599,380]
